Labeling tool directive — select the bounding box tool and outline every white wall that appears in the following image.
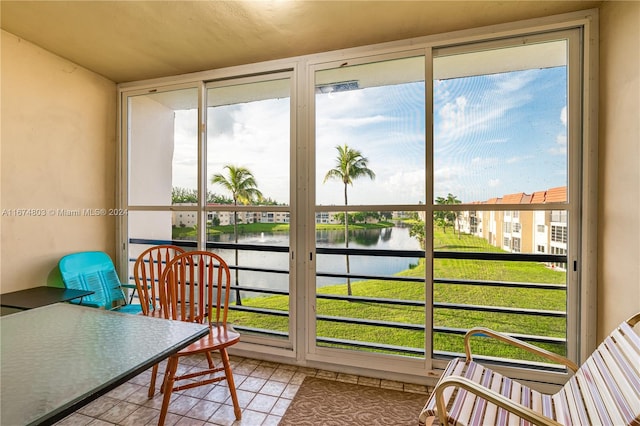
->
[128,96,174,206]
[128,95,174,243]
[0,30,116,291]
[598,1,640,338]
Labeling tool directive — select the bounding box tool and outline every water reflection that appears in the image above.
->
[207,226,415,249]
[201,226,421,298]
[315,228,383,246]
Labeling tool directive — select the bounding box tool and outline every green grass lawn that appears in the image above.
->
[223,226,567,363]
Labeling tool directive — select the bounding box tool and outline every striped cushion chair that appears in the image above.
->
[419,312,640,426]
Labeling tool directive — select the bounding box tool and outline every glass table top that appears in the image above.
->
[1,303,208,425]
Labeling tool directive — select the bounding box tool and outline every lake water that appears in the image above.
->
[207,225,422,295]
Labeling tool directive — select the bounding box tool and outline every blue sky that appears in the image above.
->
[173,66,567,205]
[316,82,426,205]
[432,67,567,202]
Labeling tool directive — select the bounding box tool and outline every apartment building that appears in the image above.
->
[459,187,568,268]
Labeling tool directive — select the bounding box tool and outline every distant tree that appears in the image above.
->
[379,211,393,221]
[367,211,382,222]
[258,196,281,206]
[172,187,234,205]
[353,212,366,223]
[434,197,448,233]
[332,212,362,225]
[323,144,375,296]
[436,193,462,237]
[211,165,263,305]
[211,165,263,231]
[172,187,198,204]
[408,212,426,250]
[332,212,346,225]
[208,192,233,204]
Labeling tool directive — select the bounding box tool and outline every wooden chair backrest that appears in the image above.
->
[133,245,185,315]
[159,251,232,325]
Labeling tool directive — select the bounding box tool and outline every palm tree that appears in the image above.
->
[323,144,375,296]
[211,165,263,305]
[436,193,462,237]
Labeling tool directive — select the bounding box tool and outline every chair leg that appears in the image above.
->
[159,360,170,394]
[206,351,216,368]
[158,356,178,426]
[148,363,159,398]
[221,348,241,420]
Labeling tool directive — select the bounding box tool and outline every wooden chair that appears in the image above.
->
[419,312,640,426]
[133,245,186,317]
[155,251,241,425]
[132,244,186,397]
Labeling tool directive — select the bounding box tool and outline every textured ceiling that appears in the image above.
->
[0,1,601,83]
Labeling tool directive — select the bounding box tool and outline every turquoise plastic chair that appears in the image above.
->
[59,251,141,314]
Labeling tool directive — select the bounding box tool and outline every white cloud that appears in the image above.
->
[440,96,468,131]
[169,66,566,206]
[548,106,568,155]
[506,155,532,164]
[434,164,461,181]
[493,70,537,92]
[484,138,509,144]
[470,157,499,167]
[436,70,537,144]
[317,114,392,129]
[207,99,291,202]
[549,134,567,155]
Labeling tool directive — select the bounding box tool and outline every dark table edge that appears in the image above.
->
[0,287,94,310]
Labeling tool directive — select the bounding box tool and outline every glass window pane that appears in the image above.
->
[128,88,198,205]
[433,41,568,203]
[207,78,290,206]
[314,55,426,359]
[315,56,426,206]
[314,210,425,357]
[205,77,292,343]
[430,208,568,363]
[210,242,290,340]
[128,210,176,242]
[126,210,197,303]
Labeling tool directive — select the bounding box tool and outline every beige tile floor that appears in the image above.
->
[56,354,432,426]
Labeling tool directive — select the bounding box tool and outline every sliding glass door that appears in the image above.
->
[124,73,295,350]
[428,31,579,371]
[205,74,294,348]
[307,29,581,376]
[126,85,199,266]
[310,54,429,371]
[120,22,589,382]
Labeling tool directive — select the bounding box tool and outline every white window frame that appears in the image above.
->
[117,9,598,387]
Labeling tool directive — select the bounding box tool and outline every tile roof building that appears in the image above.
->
[458,186,568,269]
